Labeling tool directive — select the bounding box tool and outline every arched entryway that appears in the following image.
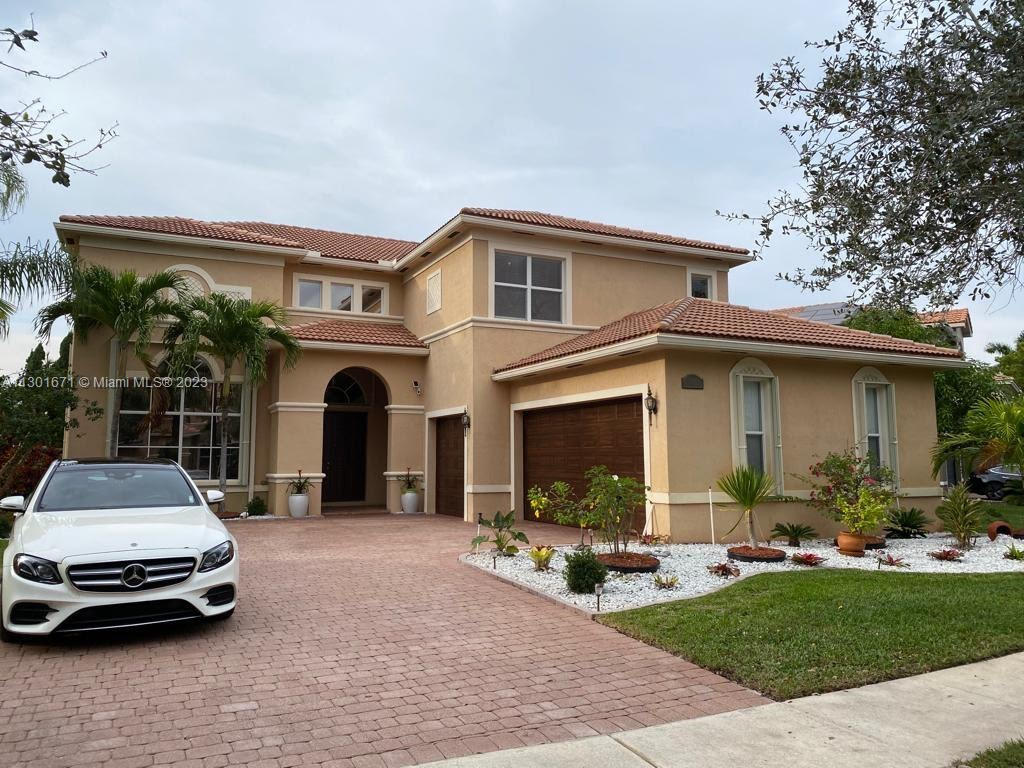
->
[321,367,390,509]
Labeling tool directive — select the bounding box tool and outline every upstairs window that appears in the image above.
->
[293,276,388,314]
[331,283,353,311]
[298,279,322,309]
[689,271,714,300]
[493,251,563,323]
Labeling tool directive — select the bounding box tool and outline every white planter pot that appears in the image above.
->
[401,491,420,515]
[288,494,309,518]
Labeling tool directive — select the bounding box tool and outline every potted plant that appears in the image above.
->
[800,450,895,549]
[835,485,890,556]
[400,468,421,514]
[718,466,787,562]
[287,470,312,518]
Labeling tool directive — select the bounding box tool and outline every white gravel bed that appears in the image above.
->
[463,533,1024,612]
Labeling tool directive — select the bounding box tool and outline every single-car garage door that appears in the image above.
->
[435,416,464,517]
[523,396,645,530]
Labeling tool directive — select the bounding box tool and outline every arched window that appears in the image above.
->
[325,372,367,406]
[852,367,898,480]
[729,357,783,490]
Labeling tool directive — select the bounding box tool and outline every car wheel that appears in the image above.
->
[210,608,234,622]
[986,483,1007,500]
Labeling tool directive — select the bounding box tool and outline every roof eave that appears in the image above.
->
[54,221,317,260]
[296,339,429,356]
[390,213,752,271]
[491,332,966,380]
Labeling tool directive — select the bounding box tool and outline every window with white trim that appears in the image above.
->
[298,279,322,309]
[493,251,563,323]
[730,358,782,488]
[115,359,246,482]
[690,272,712,300]
[330,282,353,311]
[293,275,388,315]
[853,367,897,475]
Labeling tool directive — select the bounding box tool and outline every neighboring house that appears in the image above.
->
[774,302,974,352]
[55,208,965,541]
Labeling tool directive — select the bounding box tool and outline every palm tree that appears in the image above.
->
[0,244,74,337]
[164,294,301,497]
[932,397,1024,479]
[37,265,187,456]
[717,466,777,549]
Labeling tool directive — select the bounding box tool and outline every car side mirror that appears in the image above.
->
[0,495,25,511]
[206,490,225,505]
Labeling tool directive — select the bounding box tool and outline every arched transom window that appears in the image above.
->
[325,372,367,406]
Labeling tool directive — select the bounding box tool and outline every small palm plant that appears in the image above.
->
[936,483,986,550]
[770,522,818,547]
[38,265,189,456]
[717,466,777,550]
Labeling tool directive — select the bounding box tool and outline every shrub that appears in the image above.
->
[653,573,678,589]
[836,486,891,535]
[707,562,740,578]
[929,548,964,562]
[936,484,986,549]
[876,553,909,568]
[244,496,268,518]
[582,466,648,555]
[472,510,529,555]
[0,510,12,538]
[563,548,608,594]
[771,522,818,547]
[528,481,588,546]
[790,552,826,567]
[884,507,931,539]
[528,545,556,571]
[1004,543,1024,561]
[799,449,895,522]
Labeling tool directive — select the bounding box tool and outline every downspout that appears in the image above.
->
[247,381,257,503]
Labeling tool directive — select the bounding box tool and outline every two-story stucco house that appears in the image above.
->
[55,208,965,541]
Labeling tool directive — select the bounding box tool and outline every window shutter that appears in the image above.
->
[426,271,442,315]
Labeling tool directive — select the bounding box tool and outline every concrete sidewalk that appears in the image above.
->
[422,652,1024,768]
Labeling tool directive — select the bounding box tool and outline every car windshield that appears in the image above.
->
[36,465,199,512]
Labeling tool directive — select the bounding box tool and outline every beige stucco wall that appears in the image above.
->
[402,239,475,338]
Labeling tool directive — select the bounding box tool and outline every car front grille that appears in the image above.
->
[55,599,202,633]
[66,557,196,592]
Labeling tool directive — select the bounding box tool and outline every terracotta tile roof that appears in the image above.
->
[495,298,961,373]
[918,308,970,326]
[288,318,425,348]
[59,215,305,249]
[459,208,749,256]
[216,221,417,263]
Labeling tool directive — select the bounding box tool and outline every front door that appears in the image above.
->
[322,411,368,503]
[434,416,464,517]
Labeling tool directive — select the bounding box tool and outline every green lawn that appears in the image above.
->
[957,740,1024,767]
[982,501,1024,530]
[597,570,1024,700]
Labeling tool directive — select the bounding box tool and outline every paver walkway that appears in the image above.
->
[0,515,766,767]
[420,651,1024,767]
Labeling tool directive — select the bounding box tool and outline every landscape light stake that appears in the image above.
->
[492,553,497,570]
[595,582,604,612]
[475,513,482,554]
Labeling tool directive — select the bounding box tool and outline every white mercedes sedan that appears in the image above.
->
[0,459,238,641]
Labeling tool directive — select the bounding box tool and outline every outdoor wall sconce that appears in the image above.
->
[412,379,422,396]
[644,385,658,424]
[461,407,471,430]
[595,582,604,612]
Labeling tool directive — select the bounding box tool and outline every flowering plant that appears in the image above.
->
[798,449,895,522]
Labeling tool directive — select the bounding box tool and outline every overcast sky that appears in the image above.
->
[2,0,1019,374]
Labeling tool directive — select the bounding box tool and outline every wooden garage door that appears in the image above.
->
[435,416,464,517]
[523,396,645,530]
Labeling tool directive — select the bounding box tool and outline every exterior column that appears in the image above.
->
[266,401,328,516]
[385,405,425,514]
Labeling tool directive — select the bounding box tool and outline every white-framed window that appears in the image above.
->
[298,279,322,309]
[688,270,715,300]
[115,359,247,483]
[426,270,442,315]
[292,275,389,315]
[493,250,564,323]
[330,282,353,312]
[730,358,783,488]
[853,367,898,476]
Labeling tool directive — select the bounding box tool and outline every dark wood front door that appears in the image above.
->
[434,416,464,517]
[322,410,368,503]
[523,396,644,529]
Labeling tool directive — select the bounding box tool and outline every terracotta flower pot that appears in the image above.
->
[836,530,867,557]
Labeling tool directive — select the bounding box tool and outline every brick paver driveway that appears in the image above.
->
[0,515,766,767]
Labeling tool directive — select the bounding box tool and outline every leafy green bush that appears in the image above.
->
[563,548,608,594]
[836,486,891,535]
[937,484,986,550]
[472,510,529,555]
[244,496,268,517]
[770,522,817,546]
[884,507,931,539]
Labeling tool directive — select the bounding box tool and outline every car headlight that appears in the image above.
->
[13,554,63,584]
[198,541,234,572]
